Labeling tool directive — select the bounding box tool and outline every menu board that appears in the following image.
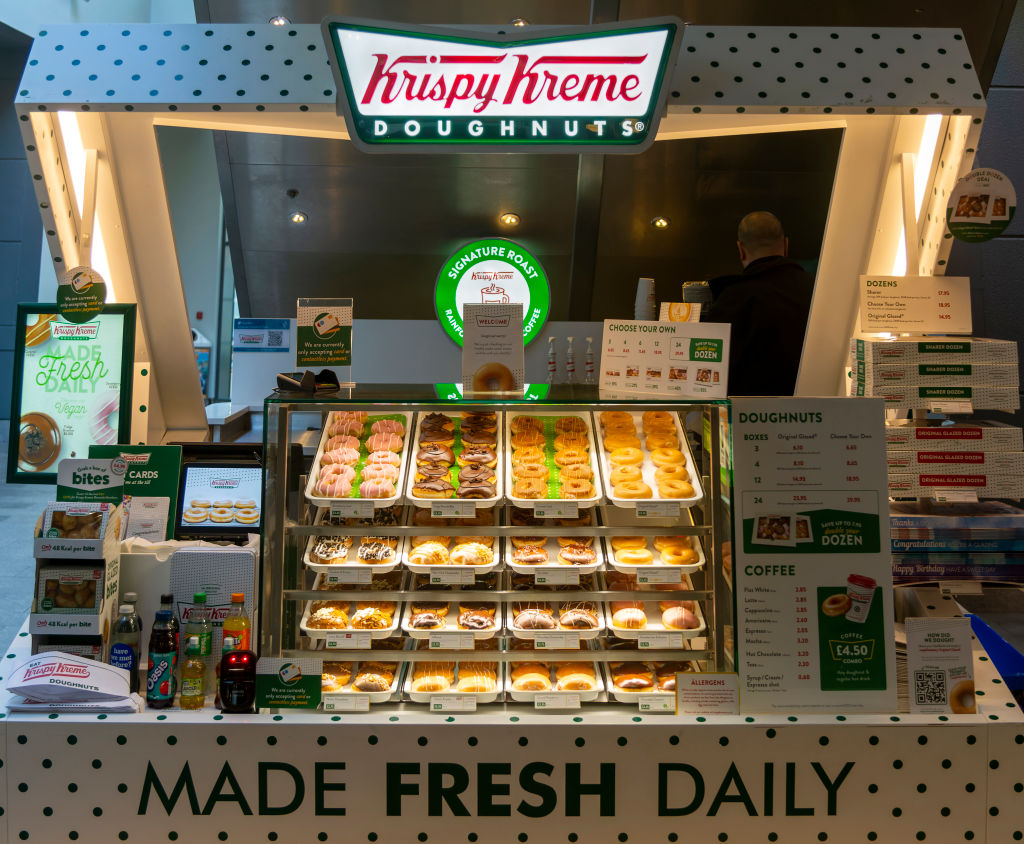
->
[7,305,135,484]
[732,398,897,713]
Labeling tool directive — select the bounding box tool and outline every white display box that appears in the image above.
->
[851,335,1019,365]
[885,421,1024,452]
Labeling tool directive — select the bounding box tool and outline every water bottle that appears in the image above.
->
[109,603,142,693]
[146,610,177,709]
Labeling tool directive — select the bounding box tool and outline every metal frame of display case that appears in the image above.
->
[260,391,732,709]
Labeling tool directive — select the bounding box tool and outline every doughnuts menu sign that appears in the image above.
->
[322,17,683,153]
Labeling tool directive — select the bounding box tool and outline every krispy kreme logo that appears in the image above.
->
[324,18,681,151]
[24,661,91,680]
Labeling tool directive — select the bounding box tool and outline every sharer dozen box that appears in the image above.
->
[855,384,1020,411]
[853,361,1019,386]
[851,335,1018,365]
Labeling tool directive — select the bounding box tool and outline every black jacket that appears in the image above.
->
[705,256,814,396]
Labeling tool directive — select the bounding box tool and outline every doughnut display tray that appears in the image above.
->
[506,658,604,703]
[508,599,605,641]
[601,577,707,640]
[303,533,406,576]
[506,536,604,577]
[404,660,504,704]
[405,411,504,510]
[505,411,604,510]
[320,659,406,704]
[604,535,705,577]
[593,411,704,510]
[400,598,504,640]
[304,411,414,510]
[402,537,502,576]
[299,572,403,640]
[603,659,701,704]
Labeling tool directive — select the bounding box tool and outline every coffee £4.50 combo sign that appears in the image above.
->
[323,17,683,153]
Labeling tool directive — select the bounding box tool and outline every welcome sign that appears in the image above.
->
[323,17,683,153]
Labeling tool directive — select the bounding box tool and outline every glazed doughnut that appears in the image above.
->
[210,507,234,523]
[614,480,652,499]
[367,450,402,467]
[325,435,360,452]
[512,446,546,466]
[513,478,547,499]
[235,508,260,524]
[361,463,399,482]
[371,419,406,436]
[611,536,647,550]
[515,463,550,481]
[472,362,516,392]
[366,432,403,453]
[183,507,208,523]
[661,546,699,566]
[616,547,654,565]
[511,415,544,434]
[609,447,643,466]
[329,419,364,437]
[559,464,593,483]
[190,499,211,509]
[322,447,360,466]
[558,536,593,547]
[513,535,548,548]
[609,465,643,485]
[411,535,450,548]
[658,479,695,499]
[454,535,494,548]
[317,476,353,497]
[821,594,851,617]
[511,430,546,450]
[553,448,588,468]
[359,478,395,498]
[604,434,642,452]
[655,463,688,482]
[234,499,256,509]
[319,463,356,482]
[643,420,676,434]
[599,411,633,427]
[949,679,976,714]
[642,411,674,427]
[651,448,685,467]
[213,499,234,509]
[646,433,679,450]
[554,416,587,434]
[560,478,594,499]
[554,433,589,451]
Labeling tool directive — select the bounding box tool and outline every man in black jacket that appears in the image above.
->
[706,211,814,396]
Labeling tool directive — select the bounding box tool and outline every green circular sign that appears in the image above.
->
[57,267,107,324]
[946,168,1016,243]
[434,238,550,347]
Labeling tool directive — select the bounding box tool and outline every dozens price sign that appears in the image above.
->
[323,17,683,153]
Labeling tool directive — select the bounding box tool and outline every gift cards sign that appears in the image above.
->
[323,17,682,153]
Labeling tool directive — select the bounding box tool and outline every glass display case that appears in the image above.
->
[261,386,733,713]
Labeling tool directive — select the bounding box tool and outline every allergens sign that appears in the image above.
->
[435,238,550,347]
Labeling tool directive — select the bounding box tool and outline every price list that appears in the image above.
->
[732,398,897,713]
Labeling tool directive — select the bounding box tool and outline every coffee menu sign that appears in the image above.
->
[323,17,683,153]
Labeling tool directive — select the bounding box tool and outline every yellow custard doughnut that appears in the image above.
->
[609,447,643,466]
[650,448,685,467]
[616,547,654,565]
[614,480,653,499]
[609,464,643,485]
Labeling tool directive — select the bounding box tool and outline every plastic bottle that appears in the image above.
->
[146,610,177,709]
[109,603,142,693]
[216,594,250,708]
[565,336,576,384]
[179,635,206,710]
[184,592,213,683]
[159,593,180,663]
[545,336,558,384]
[584,336,596,385]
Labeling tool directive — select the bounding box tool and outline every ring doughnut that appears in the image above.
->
[213,499,233,509]
[361,463,399,482]
[319,463,357,482]
[610,465,643,485]
[511,415,544,434]
[611,536,647,550]
[234,499,256,509]
[642,411,674,427]
[554,448,588,467]
[554,433,589,451]
[616,548,654,564]
[651,448,685,467]
[367,450,402,467]
[599,411,633,427]
[661,546,699,566]
[235,508,260,524]
[655,464,688,482]
[658,479,695,499]
[560,478,593,499]
[472,362,516,392]
[359,478,395,498]
[190,499,211,509]
[210,507,234,523]
[949,679,976,714]
[554,416,587,433]
[511,430,546,450]
[654,535,689,550]
[371,419,406,436]
[614,480,653,499]
[366,432,403,453]
[559,464,593,482]
[325,435,360,452]
[329,419,364,438]
[90,396,119,446]
[646,433,679,450]
[331,410,368,424]
[821,594,851,617]
[512,478,547,499]
[609,447,643,466]
[515,463,550,481]
[322,447,360,466]
[512,446,546,466]
[604,434,642,452]
[183,508,208,523]
[317,476,353,497]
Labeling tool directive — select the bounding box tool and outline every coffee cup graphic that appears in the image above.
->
[480,283,510,304]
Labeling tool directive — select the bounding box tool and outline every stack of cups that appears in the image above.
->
[634,277,656,321]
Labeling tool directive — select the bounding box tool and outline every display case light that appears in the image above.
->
[499,212,520,227]
[510,18,529,27]
[269,16,290,26]
[651,216,670,229]
[289,211,308,224]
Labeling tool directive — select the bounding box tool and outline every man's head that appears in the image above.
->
[737,211,787,267]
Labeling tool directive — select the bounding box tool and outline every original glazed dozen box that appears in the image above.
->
[888,472,1024,498]
[886,451,1024,473]
[885,421,1024,452]
[851,336,1018,365]
[852,361,1019,387]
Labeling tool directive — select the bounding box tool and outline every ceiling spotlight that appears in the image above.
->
[651,216,670,229]
[289,211,307,224]
[510,17,530,27]
[269,15,290,26]
[499,212,520,226]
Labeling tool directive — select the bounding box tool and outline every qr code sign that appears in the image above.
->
[267,330,284,348]
[914,669,947,705]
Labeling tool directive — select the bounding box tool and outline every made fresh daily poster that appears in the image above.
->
[7,305,135,484]
[732,397,897,713]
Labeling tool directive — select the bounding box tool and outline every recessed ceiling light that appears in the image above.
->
[651,216,670,229]
[510,17,530,27]
[289,211,307,224]
[499,212,520,226]
[269,15,290,26]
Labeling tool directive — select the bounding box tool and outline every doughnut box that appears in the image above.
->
[604,533,706,576]
[304,411,413,510]
[599,571,706,640]
[299,571,404,641]
[505,412,604,509]
[405,411,503,509]
[593,410,704,510]
[505,535,604,577]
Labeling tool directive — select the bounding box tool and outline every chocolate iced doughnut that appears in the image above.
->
[416,461,451,480]
[458,464,495,484]
[458,445,497,466]
[457,481,497,499]
[412,479,456,498]
[420,413,454,431]
[460,428,497,446]
[417,444,454,465]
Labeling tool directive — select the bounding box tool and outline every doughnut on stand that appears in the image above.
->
[5,19,1022,843]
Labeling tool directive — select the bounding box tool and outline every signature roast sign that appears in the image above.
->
[322,17,683,153]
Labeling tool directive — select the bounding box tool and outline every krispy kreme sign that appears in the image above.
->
[322,17,683,152]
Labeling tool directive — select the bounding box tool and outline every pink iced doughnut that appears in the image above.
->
[322,447,360,466]
[319,463,356,482]
[91,395,119,445]
[371,419,406,437]
[325,435,360,452]
[317,475,353,497]
[359,478,395,498]
[361,463,398,482]
[329,420,364,438]
[366,450,401,467]
[332,410,367,424]
[366,432,402,453]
